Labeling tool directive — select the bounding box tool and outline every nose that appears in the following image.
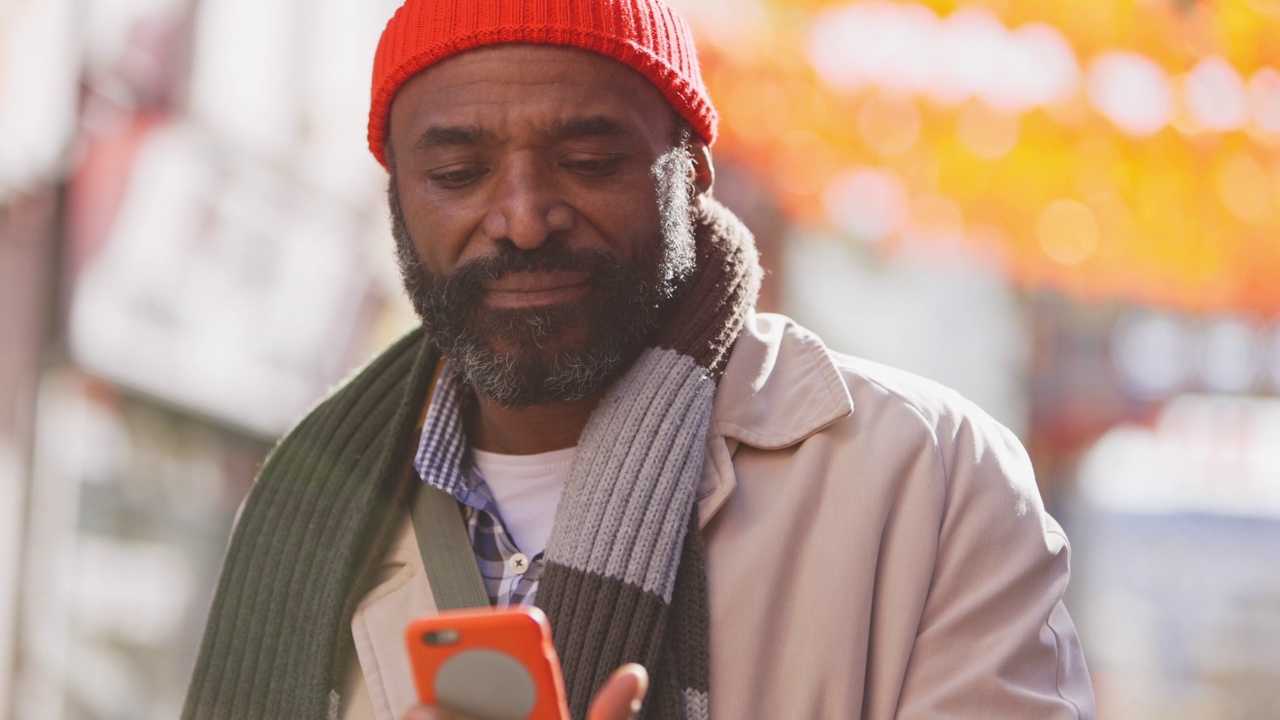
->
[480,155,574,250]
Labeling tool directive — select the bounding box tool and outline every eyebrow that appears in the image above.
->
[549,115,637,141]
[412,125,494,151]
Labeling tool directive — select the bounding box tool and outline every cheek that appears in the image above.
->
[581,183,666,259]
[398,195,476,274]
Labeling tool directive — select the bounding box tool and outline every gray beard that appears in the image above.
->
[390,147,697,407]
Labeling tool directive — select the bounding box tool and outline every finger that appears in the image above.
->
[587,663,649,720]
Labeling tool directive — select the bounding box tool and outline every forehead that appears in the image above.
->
[388,44,675,144]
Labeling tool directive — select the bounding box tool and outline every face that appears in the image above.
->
[386,44,708,406]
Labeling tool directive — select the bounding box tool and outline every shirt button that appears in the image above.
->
[508,553,529,574]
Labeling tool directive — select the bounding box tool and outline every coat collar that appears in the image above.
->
[696,311,854,526]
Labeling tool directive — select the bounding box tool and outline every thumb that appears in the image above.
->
[586,663,649,720]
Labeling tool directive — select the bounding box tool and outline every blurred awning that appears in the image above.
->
[680,0,1280,314]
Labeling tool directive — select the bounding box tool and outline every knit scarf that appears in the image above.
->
[535,198,759,719]
[181,198,759,720]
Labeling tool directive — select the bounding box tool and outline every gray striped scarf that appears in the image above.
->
[534,198,760,719]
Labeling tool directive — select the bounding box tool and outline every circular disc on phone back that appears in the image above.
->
[435,649,537,720]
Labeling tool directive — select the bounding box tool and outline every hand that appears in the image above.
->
[402,663,649,720]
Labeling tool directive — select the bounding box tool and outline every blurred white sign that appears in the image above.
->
[69,122,373,436]
[0,0,79,198]
[1079,393,1280,518]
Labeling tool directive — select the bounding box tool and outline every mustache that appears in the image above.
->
[437,242,624,294]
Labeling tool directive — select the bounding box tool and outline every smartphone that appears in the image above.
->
[405,606,569,720]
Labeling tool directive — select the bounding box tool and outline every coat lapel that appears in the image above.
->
[696,311,855,528]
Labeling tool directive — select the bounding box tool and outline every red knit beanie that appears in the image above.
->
[367,0,717,169]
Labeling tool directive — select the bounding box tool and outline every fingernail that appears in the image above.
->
[623,663,649,695]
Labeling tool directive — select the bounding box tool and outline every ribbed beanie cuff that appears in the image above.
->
[367,0,718,169]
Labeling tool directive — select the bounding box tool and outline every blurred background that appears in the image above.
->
[2,0,1280,717]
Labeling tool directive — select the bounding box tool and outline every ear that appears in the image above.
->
[689,142,714,198]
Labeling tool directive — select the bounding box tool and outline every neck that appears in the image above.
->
[465,391,602,454]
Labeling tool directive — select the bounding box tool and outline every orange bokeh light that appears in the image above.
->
[697,0,1280,314]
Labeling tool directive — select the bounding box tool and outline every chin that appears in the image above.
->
[460,317,641,407]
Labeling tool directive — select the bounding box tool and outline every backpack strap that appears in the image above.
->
[410,483,489,610]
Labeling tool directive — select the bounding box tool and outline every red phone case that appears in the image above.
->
[405,606,569,720]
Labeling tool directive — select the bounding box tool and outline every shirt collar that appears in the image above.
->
[413,364,492,511]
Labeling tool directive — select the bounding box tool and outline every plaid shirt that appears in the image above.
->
[413,365,545,608]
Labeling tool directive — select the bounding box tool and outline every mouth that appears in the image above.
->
[483,270,593,309]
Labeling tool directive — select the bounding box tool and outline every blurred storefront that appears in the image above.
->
[2,0,415,716]
[1042,300,1280,718]
[3,0,1280,718]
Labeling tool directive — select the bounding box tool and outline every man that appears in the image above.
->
[184,0,1095,718]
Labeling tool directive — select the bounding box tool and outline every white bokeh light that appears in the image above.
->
[1011,23,1081,108]
[1186,56,1249,132]
[808,1,1079,114]
[823,168,910,243]
[1266,326,1280,393]
[1112,310,1195,398]
[810,1,938,95]
[941,7,1023,111]
[1088,52,1174,137]
[1199,317,1260,393]
[1248,67,1280,134]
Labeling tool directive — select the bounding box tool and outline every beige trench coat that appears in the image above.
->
[340,312,1095,720]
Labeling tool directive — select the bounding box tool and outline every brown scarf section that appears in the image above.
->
[535,198,760,719]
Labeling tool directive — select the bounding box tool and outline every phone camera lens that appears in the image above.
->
[424,630,460,645]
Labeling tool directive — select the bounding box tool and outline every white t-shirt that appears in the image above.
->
[470,446,575,557]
